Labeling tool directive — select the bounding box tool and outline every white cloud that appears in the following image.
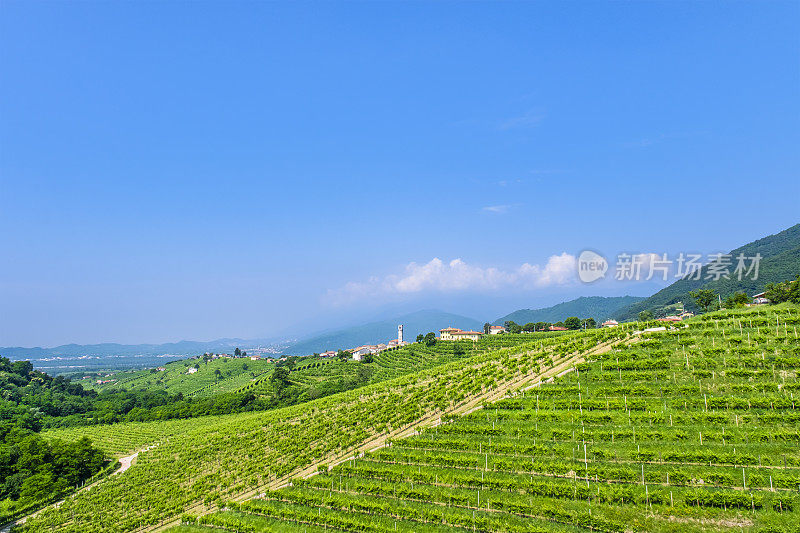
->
[481,204,512,214]
[324,254,577,306]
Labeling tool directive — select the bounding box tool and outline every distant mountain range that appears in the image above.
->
[614,223,800,320]
[281,309,483,356]
[0,338,263,360]
[493,296,645,326]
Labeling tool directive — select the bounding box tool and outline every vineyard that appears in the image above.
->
[21,326,612,532]
[18,305,800,532]
[78,358,276,398]
[75,333,563,401]
[173,305,800,532]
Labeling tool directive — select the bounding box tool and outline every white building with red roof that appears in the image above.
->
[439,327,482,341]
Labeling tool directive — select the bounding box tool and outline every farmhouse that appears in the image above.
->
[489,325,506,334]
[439,327,482,341]
[750,292,771,306]
[601,320,619,328]
[548,326,568,331]
[187,367,198,374]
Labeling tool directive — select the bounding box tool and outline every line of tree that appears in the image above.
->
[686,275,799,314]
[764,275,800,304]
[502,318,596,333]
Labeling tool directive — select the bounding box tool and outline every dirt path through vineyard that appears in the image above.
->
[2,445,158,532]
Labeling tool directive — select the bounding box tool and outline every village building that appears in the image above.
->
[438,327,462,340]
[451,330,483,341]
[601,320,619,328]
[187,367,198,374]
[351,346,373,361]
[439,327,483,341]
[749,292,771,306]
[489,325,506,334]
[548,326,568,331]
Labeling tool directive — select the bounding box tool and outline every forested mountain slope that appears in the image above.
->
[615,223,800,320]
[495,296,645,325]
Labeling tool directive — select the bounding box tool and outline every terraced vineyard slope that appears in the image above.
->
[178,305,800,532]
[21,328,616,532]
[77,357,276,398]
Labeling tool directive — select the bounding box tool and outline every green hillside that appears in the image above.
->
[78,356,276,398]
[494,296,645,326]
[180,305,800,533]
[615,223,800,320]
[17,304,800,532]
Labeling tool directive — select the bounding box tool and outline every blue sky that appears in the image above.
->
[1,1,798,347]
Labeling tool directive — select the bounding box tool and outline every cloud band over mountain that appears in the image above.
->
[325,254,577,306]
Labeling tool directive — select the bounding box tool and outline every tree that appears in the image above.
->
[764,276,800,304]
[723,291,750,309]
[535,322,549,332]
[270,367,290,390]
[564,317,581,330]
[504,321,522,334]
[582,318,597,329]
[689,289,717,312]
[638,310,654,322]
[416,334,424,343]
[483,323,491,334]
[234,348,241,357]
[423,332,437,347]
[214,369,222,381]
[336,350,349,361]
[522,322,536,332]
[362,353,374,364]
